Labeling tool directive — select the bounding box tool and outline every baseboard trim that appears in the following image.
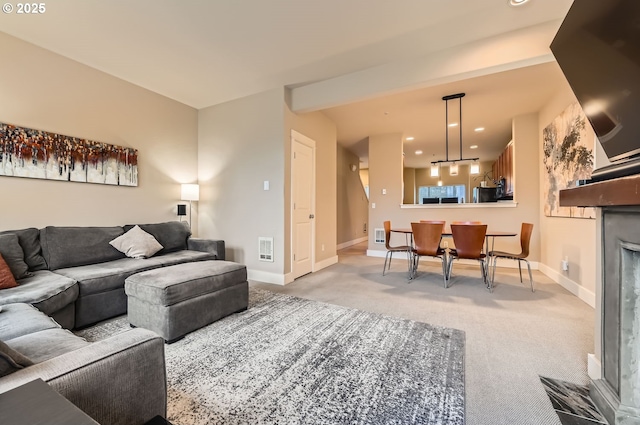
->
[315,255,338,271]
[588,353,601,380]
[538,263,596,308]
[337,237,368,251]
[247,269,287,286]
[249,257,337,286]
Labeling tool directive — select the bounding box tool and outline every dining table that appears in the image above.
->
[391,227,517,255]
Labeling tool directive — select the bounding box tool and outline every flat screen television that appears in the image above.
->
[550,0,640,181]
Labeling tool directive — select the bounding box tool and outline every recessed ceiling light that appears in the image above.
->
[448,123,458,128]
[508,0,530,6]
[415,150,423,155]
[406,136,414,141]
[470,145,478,149]
[474,127,485,132]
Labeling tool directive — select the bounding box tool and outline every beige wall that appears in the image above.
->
[337,145,368,245]
[0,32,199,232]
[538,83,597,300]
[198,89,286,280]
[198,88,337,284]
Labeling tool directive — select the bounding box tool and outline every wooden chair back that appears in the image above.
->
[383,221,392,250]
[451,224,487,259]
[520,223,534,257]
[411,222,444,256]
[451,221,482,225]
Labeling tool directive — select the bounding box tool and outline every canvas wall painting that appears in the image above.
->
[542,102,595,218]
[0,122,137,186]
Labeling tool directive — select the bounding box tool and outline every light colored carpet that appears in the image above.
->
[252,243,595,425]
[77,288,465,425]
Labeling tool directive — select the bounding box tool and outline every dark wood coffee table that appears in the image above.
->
[144,415,174,425]
[0,378,99,425]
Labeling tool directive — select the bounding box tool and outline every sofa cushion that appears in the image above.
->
[0,255,18,290]
[0,340,33,377]
[109,225,163,259]
[124,221,191,255]
[40,226,126,270]
[0,271,78,317]
[0,228,47,271]
[6,328,90,364]
[0,303,60,341]
[55,250,215,297]
[0,234,30,279]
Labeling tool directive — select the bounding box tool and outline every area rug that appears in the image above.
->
[76,288,465,425]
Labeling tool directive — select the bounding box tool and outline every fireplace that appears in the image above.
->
[589,206,640,424]
[560,176,640,425]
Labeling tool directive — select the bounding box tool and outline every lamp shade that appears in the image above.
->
[430,164,439,177]
[470,162,480,175]
[181,184,200,201]
[449,162,459,176]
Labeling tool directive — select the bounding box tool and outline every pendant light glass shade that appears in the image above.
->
[437,180,443,187]
[430,164,439,177]
[470,161,480,175]
[449,162,458,176]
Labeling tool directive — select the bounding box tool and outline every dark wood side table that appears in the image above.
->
[0,378,100,425]
[144,415,174,425]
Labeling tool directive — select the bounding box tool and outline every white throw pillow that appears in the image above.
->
[109,225,163,259]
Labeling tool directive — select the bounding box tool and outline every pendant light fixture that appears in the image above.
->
[431,92,479,175]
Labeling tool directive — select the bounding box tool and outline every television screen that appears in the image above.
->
[550,0,640,179]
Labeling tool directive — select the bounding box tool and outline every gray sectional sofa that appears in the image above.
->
[0,221,227,424]
[0,221,224,329]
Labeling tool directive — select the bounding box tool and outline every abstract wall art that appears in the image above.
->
[542,102,594,218]
[0,122,137,186]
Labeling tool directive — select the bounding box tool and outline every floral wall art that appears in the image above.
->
[0,122,138,186]
[542,102,594,218]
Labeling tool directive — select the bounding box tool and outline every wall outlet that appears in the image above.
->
[321,244,325,251]
[372,203,376,209]
[562,258,569,271]
[443,241,449,248]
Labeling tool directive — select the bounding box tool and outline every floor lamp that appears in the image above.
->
[180,184,199,229]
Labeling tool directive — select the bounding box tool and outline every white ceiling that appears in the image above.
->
[0,0,574,166]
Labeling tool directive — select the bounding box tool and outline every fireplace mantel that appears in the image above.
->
[560,174,640,207]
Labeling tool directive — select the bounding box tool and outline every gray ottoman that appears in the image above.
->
[124,260,248,342]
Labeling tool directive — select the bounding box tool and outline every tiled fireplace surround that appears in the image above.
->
[591,206,640,425]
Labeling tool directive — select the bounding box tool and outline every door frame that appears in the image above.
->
[290,129,316,280]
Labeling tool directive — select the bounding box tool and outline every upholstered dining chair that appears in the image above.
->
[410,222,447,286]
[447,224,491,291]
[382,221,412,276]
[488,222,534,292]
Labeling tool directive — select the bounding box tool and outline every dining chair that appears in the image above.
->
[488,222,534,292]
[410,222,447,286]
[451,221,482,224]
[382,221,412,276]
[447,224,491,291]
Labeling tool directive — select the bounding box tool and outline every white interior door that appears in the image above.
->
[292,131,315,279]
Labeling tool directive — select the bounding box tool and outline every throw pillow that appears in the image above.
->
[0,340,33,377]
[0,254,18,290]
[109,225,163,259]
[0,234,30,280]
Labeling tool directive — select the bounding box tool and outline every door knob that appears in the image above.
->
[309,214,315,219]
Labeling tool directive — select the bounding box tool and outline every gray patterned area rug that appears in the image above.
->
[76,288,465,425]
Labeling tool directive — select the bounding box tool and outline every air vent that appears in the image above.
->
[374,228,385,244]
[259,237,274,262]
